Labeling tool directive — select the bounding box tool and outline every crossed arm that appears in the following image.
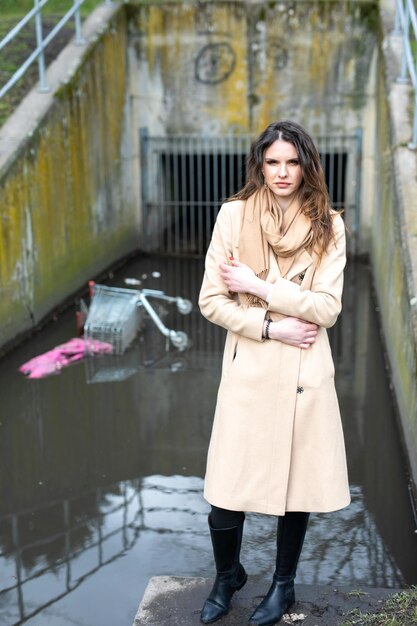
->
[219,259,319,349]
[198,202,346,349]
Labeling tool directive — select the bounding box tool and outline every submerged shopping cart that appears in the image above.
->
[84,283,192,356]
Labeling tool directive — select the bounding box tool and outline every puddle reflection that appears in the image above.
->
[0,257,416,626]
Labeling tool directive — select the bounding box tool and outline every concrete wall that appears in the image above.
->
[0,0,379,355]
[0,4,138,352]
[1,0,416,491]
[371,2,417,489]
[129,1,377,136]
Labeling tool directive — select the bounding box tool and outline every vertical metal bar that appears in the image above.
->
[159,139,166,253]
[354,128,363,255]
[237,135,243,191]
[12,515,25,620]
[399,0,410,82]
[173,137,180,254]
[393,0,402,35]
[74,0,85,45]
[139,128,149,250]
[155,145,163,251]
[409,91,417,148]
[336,138,341,212]
[34,0,48,92]
[205,137,211,253]
[229,134,235,196]
[189,137,196,252]
[122,482,128,549]
[213,137,219,227]
[197,139,203,254]
[97,488,103,566]
[181,137,187,254]
[328,137,335,203]
[220,136,226,204]
[63,499,72,590]
[166,139,173,253]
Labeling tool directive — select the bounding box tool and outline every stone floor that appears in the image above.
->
[133,576,398,626]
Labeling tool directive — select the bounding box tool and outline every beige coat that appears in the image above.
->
[198,200,350,516]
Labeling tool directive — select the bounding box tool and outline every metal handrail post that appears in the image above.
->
[399,0,411,83]
[74,0,85,45]
[34,0,49,92]
[393,0,402,35]
[409,92,417,149]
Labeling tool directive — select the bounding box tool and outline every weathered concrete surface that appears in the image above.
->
[0,3,138,353]
[131,1,377,136]
[374,0,417,492]
[133,576,397,626]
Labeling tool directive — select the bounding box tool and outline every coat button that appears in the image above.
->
[297,386,304,394]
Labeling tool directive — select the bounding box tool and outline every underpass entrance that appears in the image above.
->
[140,129,362,256]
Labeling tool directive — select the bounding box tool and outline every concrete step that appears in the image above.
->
[133,576,398,625]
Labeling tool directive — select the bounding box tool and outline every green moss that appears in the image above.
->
[54,40,100,100]
[345,0,378,32]
[55,6,125,100]
[258,6,267,21]
[0,5,135,349]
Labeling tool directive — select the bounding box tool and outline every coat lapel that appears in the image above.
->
[286,248,314,282]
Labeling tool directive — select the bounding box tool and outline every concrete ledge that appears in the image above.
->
[133,576,398,625]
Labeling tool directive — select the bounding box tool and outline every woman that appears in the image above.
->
[198,120,350,626]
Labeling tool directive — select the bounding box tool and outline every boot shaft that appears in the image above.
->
[208,515,245,575]
[275,512,309,579]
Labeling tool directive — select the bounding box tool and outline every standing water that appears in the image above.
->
[0,256,416,626]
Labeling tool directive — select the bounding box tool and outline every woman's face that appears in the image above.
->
[262,140,303,204]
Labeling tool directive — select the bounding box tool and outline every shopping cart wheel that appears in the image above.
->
[176,298,192,315]
[170,331,189,351]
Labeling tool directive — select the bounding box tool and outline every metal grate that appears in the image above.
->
[140,129,362,257]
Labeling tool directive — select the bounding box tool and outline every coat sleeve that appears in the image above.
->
[198,202,267,341]
[267,213,346,328]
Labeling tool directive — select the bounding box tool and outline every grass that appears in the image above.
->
[2,0,103,17]
[341,588,417,626]
[0,0,104,128]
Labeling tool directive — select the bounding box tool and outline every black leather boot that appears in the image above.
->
[200,516,247,624]
[248,512,309,626]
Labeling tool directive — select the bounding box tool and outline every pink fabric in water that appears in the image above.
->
[19,338,113,379]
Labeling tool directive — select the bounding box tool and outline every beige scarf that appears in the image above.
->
[239,186,313,307]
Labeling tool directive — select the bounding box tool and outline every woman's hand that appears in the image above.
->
[219,259,270,301]
[268,316,318,349]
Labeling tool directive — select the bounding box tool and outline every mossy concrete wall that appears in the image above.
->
[129,1,377,136]
[0,4,138,352]
[371,2,417,489]
[0,0,379,355]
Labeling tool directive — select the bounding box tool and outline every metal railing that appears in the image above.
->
[394,0,417,148]
[0,0,113,100]
[140,130,362,256]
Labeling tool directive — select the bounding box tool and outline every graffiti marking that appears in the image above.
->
[195,43,236,85]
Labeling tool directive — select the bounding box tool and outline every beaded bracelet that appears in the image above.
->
[264,318,272,340]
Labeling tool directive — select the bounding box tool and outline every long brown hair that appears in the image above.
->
[231,120,337,257]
